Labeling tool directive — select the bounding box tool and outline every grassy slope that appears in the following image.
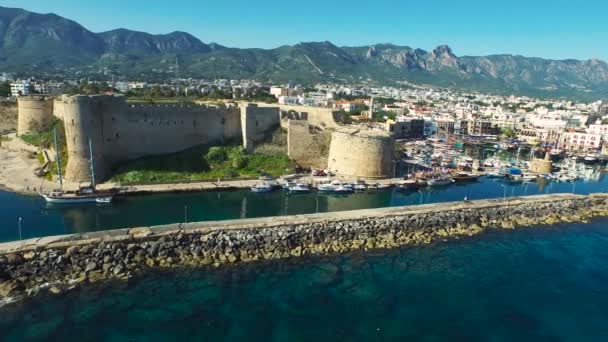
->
[110,144,295,184]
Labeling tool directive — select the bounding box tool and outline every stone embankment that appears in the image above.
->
[1,193,607,299]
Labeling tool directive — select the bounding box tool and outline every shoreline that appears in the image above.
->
[1,193,607,300]
[1,133,400,196]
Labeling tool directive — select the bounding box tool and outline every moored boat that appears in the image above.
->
[251,183,273,193]
[428,177,454,187]
[288,183,310,193]
[40,131,117,204]
[453,172,480,183]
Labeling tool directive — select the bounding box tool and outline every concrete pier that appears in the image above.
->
[1,193,607,298]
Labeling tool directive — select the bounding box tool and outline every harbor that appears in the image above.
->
[1,166,607,244]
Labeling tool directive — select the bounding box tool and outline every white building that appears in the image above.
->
[32,81,64,95]
[10,81,31,97]
[270,86,286,98]
[587,121,608,140]
[278,96,300,105]
[128,82,147,90]
[560,132,602,152]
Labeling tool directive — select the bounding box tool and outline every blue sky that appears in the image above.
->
[3,0,607,61]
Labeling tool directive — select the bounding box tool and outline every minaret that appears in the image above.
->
[368,97,375,119]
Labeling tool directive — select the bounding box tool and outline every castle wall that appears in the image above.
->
[52,99,65,120]
[241,103,280,152]
[287,120,331,169]
[327,129,394,178]
[17,96,54,136]
[260,104,342,129]
[104,103,241,162]
[61,96,279,183]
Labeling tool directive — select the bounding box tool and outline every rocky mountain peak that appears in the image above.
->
[429,44,459,69]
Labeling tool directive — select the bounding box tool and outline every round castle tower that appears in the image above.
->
[328,128,394,178]
[17,95,54,136]
[62,95,126,183]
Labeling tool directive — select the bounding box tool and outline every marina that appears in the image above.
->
[1,165,606,243]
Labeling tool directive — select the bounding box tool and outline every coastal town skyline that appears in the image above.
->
[4,0,608,61]
[1,3,608,340]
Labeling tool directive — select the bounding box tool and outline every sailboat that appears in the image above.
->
[40,130,116,204]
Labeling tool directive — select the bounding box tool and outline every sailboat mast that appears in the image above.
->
[53,127,63,191]
[89,138,96,188]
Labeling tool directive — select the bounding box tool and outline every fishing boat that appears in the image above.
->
[288,183,310,193]
[453,172,480,183]
[333,185,354,194]
[428,177,454,187]
[369,183,392,190]
[251,183,273,193]
[40,131,116,204]
[522,174,538,183]
[397,179,419,190]
[486,171,506,178]
[317,183,337,192]
[353,183,367,191]
[583,154,599,165]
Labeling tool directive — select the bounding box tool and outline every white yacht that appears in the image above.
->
[251,183,273,193]
[288,183,310,193]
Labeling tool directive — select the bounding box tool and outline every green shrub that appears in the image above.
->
[205,147,227,163]
[232,155,249,169]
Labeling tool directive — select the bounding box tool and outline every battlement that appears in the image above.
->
[17,95,53,103]
[126,102,233,115]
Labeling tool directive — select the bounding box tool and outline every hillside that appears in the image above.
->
[1,6,607,100]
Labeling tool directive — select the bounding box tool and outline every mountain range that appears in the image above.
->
[1,6,607,100]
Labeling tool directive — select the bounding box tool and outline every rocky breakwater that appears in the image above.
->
[1,193,607,299]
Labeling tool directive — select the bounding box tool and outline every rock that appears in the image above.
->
[113,264,124,275]
[6,253,24,265]
[66,246,79,256]
[84,262,97,272]
[23,251,36,260]
[102,263,112,273]
[149,242,160,256]
[49,286,62,295]
[103,255,112,264]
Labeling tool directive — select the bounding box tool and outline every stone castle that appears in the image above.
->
[17,95,397,182]
[18,95,280,182]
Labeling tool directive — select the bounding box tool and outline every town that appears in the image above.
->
[3,74,607,151]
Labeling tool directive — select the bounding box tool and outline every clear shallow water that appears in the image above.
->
[1,173,608,242]
[2,218,608,341]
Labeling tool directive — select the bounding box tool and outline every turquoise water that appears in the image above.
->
[1,172,608,242]
[2,218,608,341]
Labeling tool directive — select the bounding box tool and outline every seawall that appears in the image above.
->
[1,193,607,298]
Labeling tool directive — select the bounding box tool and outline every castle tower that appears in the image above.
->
[368,97,375,119]
[328,128,394,178]
[62,95,125,183]
[17,95,54,136]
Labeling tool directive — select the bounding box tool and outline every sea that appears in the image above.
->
[0,218,608,340]
[1,172,608,340]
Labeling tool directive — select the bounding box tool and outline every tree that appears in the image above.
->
[205,147,227,164]
[386,111,397,121]
[0,82,9,97]
[501,127,516,139]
